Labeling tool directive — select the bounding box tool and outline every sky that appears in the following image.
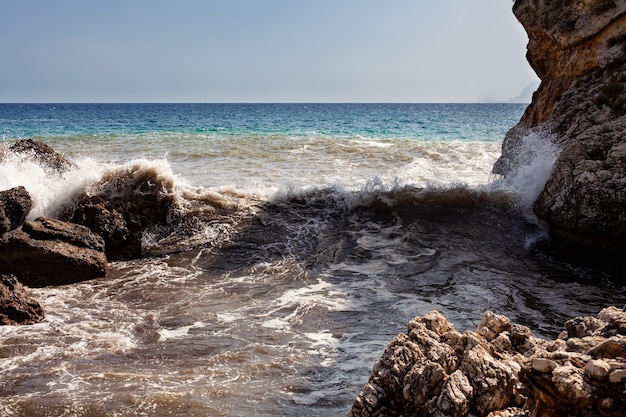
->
[0,0,540,103]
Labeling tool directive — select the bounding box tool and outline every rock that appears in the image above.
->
[493,0,626,274]
[349,310,522,417]
[477,310,511,341]
[587,336,626,359]
[0,186,32,234]
[565,315,605,338]
[62,162,176,260]
[7,139,76,173]
[608,368,626,383]
[0,217,108,287]
[350,306,626,417]
[0,274,45,325]
[531,358,557,373]
[586,359,611,381]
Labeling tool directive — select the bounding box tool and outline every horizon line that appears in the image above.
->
[0,101,531,105]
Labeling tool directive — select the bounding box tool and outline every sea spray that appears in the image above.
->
[0,151,104,220]
[494,131,560,210]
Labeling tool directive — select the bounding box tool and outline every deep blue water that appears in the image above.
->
[0,103,526,142]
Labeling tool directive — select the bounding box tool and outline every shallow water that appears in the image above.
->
[1,103,625,416]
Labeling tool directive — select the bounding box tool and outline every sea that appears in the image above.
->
[0,103,625,416]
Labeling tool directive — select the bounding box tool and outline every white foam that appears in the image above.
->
[158,322,204,341]
[491,131,560,210]
[0,153,104,219]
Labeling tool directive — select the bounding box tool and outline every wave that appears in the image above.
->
[0,131,561,261]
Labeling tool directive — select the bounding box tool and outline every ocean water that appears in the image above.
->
[0,103,624,416]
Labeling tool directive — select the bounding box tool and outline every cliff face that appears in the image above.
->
[494,0,626,272]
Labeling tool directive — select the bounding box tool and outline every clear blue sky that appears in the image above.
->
[0,0,539,103]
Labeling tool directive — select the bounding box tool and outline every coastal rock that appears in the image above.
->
[349,311,521,417]
[0,274,45,325]
[349,306,626,417]
[7,139,76,173]
[0,186,32,234]
[0,217,108,287]
[63,162,176,260]
[494,0,626,273]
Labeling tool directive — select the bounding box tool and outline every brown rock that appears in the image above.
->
[0,274,45,325]
[63,162,176,260]
[350,306,626,417]
[0,217,108,287]
[586,359,611,381]
[0,186,32,234]
[8,139,76,173]
[349,311,521,417]
[494,0,626,274]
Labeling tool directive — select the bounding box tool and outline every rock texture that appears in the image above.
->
[62,162,177,260]
[0,186,32,235]
[6,139,76,173]
[349,307,626,417]
[0,217,108,287]
[0,274,45,325]
[494,0,626,273]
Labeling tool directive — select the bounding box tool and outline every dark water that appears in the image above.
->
[0,103,624,416]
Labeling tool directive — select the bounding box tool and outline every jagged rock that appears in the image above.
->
[494,0,626,273]
[349,311,521,417]
[0,274,45,325]
[62,162,176,260]
[0,186,32,234]
[0,217,108,287]
[349,306,626,417]
[7,139,76,173]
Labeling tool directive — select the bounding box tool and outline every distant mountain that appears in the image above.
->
[506,81,540,103]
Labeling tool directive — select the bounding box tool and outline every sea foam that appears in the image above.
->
[491,131,560,211]
[0,152,104,219]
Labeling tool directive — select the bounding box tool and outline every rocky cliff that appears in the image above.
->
[494,0,626,274]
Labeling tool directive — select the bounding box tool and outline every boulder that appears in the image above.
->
[349,311,522,417]
[349,307,626,417]
[0,186,32,234]
[0,274,45,325]
[63,162,176,260]
[0,217,108,287]
[493,0,626,273]
[7,139,76,173]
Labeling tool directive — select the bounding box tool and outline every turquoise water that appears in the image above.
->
[0,103,528,193]
[0,103,525,141]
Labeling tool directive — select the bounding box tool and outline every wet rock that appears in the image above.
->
[0,217,108,287]
[0,186,32,234]
[7,139,76,173]
[0,274,45,325]
[63,162,176,260]
[349,306,626,417]
[494,1,626,274]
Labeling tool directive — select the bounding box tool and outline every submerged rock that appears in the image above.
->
[494,0,626,273]
[349,307,626,417]
[0,217,108,287]
[0,274,45,325]
[0,186,32,234]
